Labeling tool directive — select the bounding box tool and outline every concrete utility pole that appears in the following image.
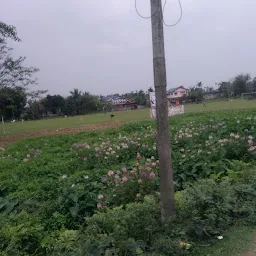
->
[150,0,175,218]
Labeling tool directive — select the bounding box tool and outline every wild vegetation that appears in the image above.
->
[1,109,256,255]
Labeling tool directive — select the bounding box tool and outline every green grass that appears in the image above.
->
[1,99,255,136]
[194,226,255,256]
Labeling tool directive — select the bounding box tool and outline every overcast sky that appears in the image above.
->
[1,0,256,96]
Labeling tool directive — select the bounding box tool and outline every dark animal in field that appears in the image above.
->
[110,114,115,119]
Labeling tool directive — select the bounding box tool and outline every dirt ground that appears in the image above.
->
[0,121,125,148]
[238,235,256,256]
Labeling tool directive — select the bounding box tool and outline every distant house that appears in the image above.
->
[111,99,137,111]
[167,86,189,99]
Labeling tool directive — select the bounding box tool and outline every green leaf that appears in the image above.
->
[69,194,78,203]
[5,199,19,213]
[0,200,7,211]
[136,248,144,255]
[69,205,79,217]
[105,249,112,256]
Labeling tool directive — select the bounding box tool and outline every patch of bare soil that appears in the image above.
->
[238,235,256,256]
[0,121,126,148]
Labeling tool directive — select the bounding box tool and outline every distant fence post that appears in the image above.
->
[2,116,6,135]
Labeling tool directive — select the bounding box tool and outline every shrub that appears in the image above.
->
[97,154,160,207]
[79,168,256,256]
[81,196,163,255]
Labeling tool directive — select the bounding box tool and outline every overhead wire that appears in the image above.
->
[135,0,160,19]
[162,0,183,27]
[135,0,183,27]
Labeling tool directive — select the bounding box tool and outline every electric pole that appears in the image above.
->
[150,0,175,218]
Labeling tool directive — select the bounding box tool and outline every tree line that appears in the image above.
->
[1,86,149,121]
[1,21,256,121]
[218,74,256,98]
[181,74,256,103]
[0,22,149,121]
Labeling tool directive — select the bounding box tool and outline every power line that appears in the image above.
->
[162,0,183,27]
[135,0,160,19]
[135,0,183,27]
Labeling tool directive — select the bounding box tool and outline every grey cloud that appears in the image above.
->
[1,0,256,95]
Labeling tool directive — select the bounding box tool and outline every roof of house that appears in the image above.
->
[105,95,120,100]
[168,86,188,93]
[112,99,136,105]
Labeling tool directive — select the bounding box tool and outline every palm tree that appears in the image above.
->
[196,81,203,88]
[69,89,82,115]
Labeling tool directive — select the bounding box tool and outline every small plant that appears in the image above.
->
[97,154,160,207]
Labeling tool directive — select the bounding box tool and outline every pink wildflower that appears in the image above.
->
[108,170,114,177]
[141,172,147,178]
[152,162,156,167]
[97,203,102,209]
[136,193,141,198]
[138,179,142,184]
[180,148,185,153]
[122,167,127,173]
[101,177,107,183]
[248,146,256,152]
[248,140,253,146]
[146,166,152,172]
[98,194,104,200]
[149,172,156,180]
[114,174,120,180]
[137,153,141,159]
[122,177,128,183]
[136,162,140,167]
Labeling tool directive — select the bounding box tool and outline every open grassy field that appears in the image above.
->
[1,99,256,137]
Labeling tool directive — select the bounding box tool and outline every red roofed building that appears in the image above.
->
[111,99,137,111]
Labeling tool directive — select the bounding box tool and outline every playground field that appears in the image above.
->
[0,99,255,147]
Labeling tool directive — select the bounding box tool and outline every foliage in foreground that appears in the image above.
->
[43,167,256,256]
[0,109,256,255]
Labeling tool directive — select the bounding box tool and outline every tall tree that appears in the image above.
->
[0,22,39,89]
[69,89,82,115]
[196,81,203,88]
[24,90,48,120]
[218,81,233,97]
[0,86,26,120]
[42,94,65,115]
[232,74,251,96]
[252,77,256,92]
[0,21,39,121]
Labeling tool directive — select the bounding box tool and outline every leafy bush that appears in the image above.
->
[78,168,256,256]
[81,196,164,255]
[97,154,160,207]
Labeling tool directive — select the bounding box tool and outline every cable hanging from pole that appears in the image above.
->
[135,0,183,27]
[135,0,160,19]
[162,0,183,27]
